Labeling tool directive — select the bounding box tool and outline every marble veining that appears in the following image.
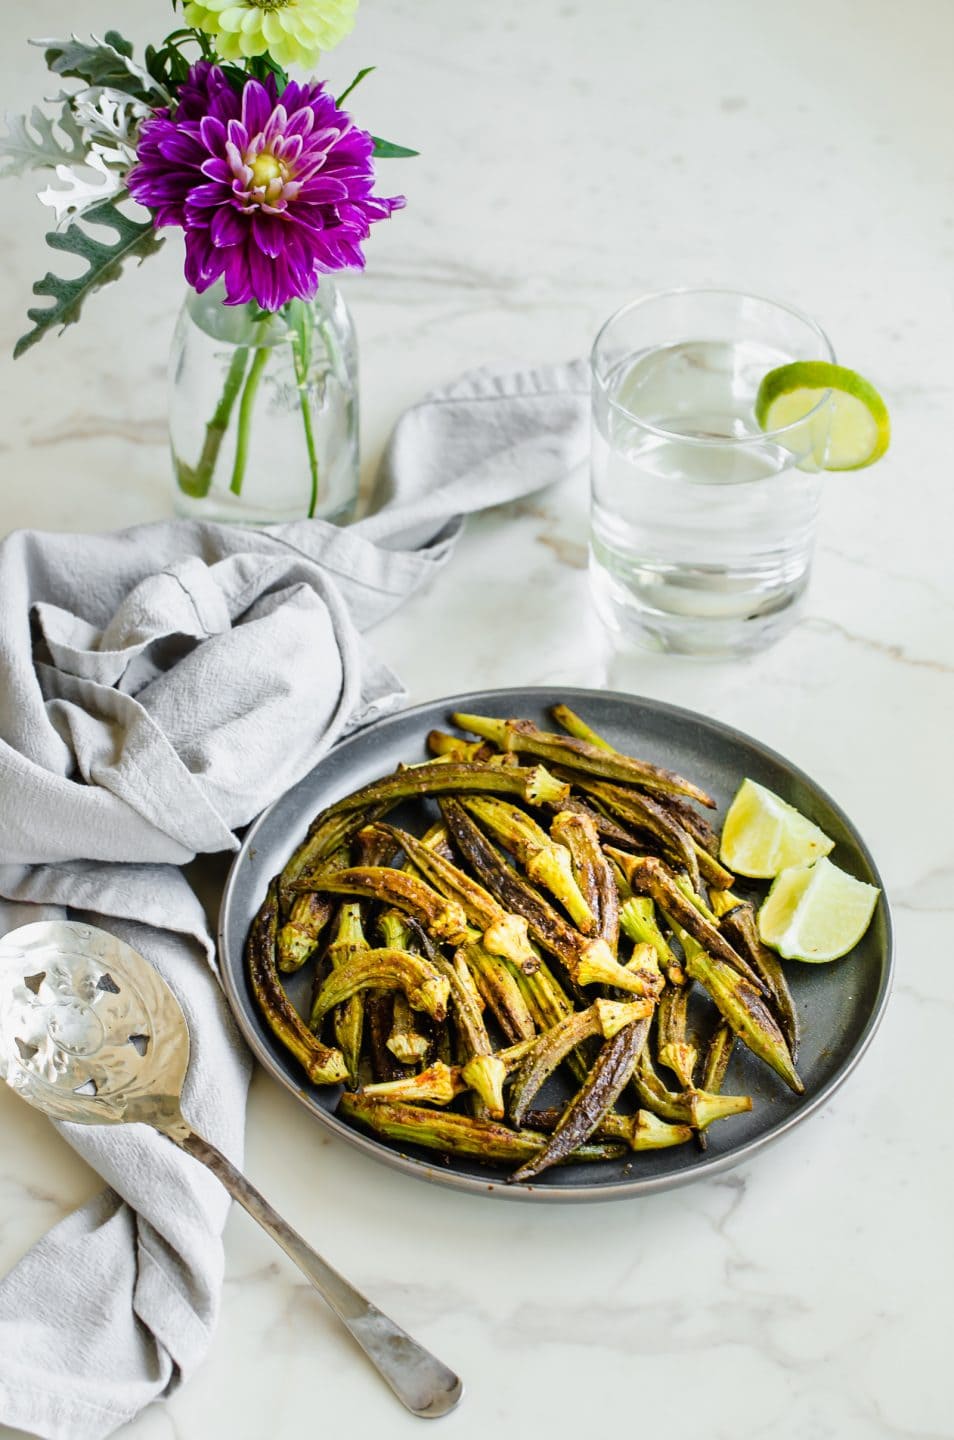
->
[1,0,952,1437]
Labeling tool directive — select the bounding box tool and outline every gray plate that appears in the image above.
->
[218,686,892,1202]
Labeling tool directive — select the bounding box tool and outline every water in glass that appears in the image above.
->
[590,337,827,656]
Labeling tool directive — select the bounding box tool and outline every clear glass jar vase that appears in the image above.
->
[169,279,359,525]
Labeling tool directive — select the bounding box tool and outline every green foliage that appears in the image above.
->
[336,67,376,107]
[372,137,420,159]
[333,70,418,158]
[0,103,86,178]
[34,32,168,104]
[15,201,164,358]
[246,53,291,93]
[145,27,216,95]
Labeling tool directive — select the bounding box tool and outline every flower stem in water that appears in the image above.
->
[288,299,322,518]
[176,344,250,499]
[230,345,270,496]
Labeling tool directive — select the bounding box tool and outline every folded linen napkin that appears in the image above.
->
[0,360,588,1440]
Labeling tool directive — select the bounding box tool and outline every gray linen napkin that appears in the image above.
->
[0,360,588,1440]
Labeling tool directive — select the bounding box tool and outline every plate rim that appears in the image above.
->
[218,685,894,1203]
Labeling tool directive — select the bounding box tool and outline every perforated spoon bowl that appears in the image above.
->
[0,919,463,1419]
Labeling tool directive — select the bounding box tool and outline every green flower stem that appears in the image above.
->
[299,386,321,519]
[177,344,250,500]
[229,345,270,497]
[288,300,322,518]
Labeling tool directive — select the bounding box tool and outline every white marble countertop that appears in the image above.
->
[1,1,951,1437]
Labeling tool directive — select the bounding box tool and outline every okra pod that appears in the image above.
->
[701,1020,736,1095]
[550,703,615,751]
[339,1094,626,1165]
[460,943,537,1043]
[619,896,684,985]
[683,947,803,1093]
[441,800,657,997]
[317,760,569,820]
[633,1048,752,1128]
[609,852,767,994]
[656,983,697,1090]
[277,890,335,974]
[362,1060,465,1106]
[374,822,537,972]
[246,880,348,1085]
[528,1106,694,1152]
[452,713,715,808]
[509,1000,652,1127]
[511,1018,651,1181]
[426,730,499,762]
[460,797,597,934]
[720,901,800,1059]
[310,948,450,1028]
[568,775,703,895]
[279,805,388,912]
[387,994,432,1066]
[295,865,470,947]
[550,809,620,953]
[326,900,367,1084]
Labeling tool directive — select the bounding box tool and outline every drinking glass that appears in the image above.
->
[589,288,834,657]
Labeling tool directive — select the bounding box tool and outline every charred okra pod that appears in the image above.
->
[426,730,500,762]
[656,791,721,857]
[550,809,620,953]
[460,797,597,934]
[361,1034,540,1108]
[452,712,715,808]
[568,775,703,895]
[619,896,684,985]
[317,760,569,820]
[528,1105,694,1152]
[339,1094,625,1165]
[633,1047,752,1128]
[279,805,388,912]
[701,1020,736,1095]
[656,983,697,1090]
[373,822,537,972]
[511,1017,651,1181]
[459,943,536,1045]
[247,880,348,1085]
[325,900,368,1083]
[683,947,802,1094]
[295,865,470,947]
[386,994,432,1066]
[441,800,656,997]
[278,891,335,973]
[719,900,800,1058]
[362,1060,466,1106]
[608,852,767,994]
[509,1000,652,1127]
[310,948,450,1028]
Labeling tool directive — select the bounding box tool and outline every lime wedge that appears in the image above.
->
[755,361,890,470]
[757,857,880,962]
[720,778,835,878]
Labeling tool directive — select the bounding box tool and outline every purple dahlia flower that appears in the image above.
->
[128,63,404,310]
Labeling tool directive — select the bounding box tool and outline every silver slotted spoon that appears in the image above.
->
[0,919,463,1419]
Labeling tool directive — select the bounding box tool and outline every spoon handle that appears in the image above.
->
[174,1129,463,1419]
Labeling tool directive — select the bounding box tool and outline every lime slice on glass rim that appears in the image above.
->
[757,856,880,962]
[755,361,890,470]
[720,778,835,878]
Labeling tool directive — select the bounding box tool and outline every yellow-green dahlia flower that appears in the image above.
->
[183,0,358,70]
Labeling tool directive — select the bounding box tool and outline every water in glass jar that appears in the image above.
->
[589,339,827,657]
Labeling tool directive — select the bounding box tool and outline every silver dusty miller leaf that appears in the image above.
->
[36,150,127,226]
[71,86,152,155]
[31,33,170,104]
[0,102,86,178]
